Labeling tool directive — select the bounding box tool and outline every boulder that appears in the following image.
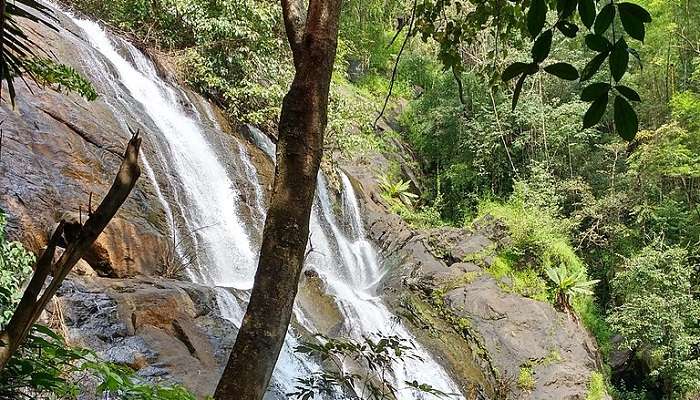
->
[46,276,237,398]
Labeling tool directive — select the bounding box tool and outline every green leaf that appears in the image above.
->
[581,82,611,101]
[556,20,579,38]
[532,29,553,63]
[585,34,611,52]
[527,0,547,38]
[594,3,615,35]
[33,324,63,342]
[583,92,609,129]
[610,38,630,82]
[617,2,652,23]
[578,0,596,29]
[618,4,646,41]
[502,62,529,81]
[512,73,527,111]
[615,85,641,102]
[614,96,639,140]
[627,47,643,69]
[544,62,579,80]
[580,51,609,81]
[557,0,577,19]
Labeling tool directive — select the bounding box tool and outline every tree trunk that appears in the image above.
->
[213,1,342,399]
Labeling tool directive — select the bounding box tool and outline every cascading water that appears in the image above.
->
[243,130,462,398]
[71,17,257,290]
[55,5,464,399]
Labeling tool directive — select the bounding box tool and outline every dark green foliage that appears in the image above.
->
[585,34,612,52]
[578,0,596,29]
[528,0,547,38]
[583,92,609,129]
[0,0,56,105]
[581,51,610,81]
[0,325,199,399]
[532,30,554,63]
[582,83,612,101]
[615,85,640,102]
[613,96,638,140]
[594,4,616,35]
[544,62,579,80]
[610,39,630,82]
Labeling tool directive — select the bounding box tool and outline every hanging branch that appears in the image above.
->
[0,129,142,370]
[373,0,417,129]
[386,17,407,49]
[453,66,467,106]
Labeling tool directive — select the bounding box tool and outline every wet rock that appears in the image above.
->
[296,271,346,337]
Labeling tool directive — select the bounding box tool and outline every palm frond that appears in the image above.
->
[0,0,58,106]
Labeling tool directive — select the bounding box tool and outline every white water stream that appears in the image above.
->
[59,8,463,399]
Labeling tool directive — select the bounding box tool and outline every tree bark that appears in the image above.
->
[0,131,141,370]
[213,1,342,399]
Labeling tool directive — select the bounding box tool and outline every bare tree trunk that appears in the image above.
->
[0,131,142,370]
[213,1,341,399]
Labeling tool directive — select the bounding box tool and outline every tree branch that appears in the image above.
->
[374,0,417,128]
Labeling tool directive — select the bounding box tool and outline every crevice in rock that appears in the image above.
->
[172,319,199,360]
[39,108,123,158]
[80,241,116,277]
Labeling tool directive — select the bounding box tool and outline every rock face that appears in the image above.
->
[342,146,608,399]
[47,276,238,398]
[0,15,166,277]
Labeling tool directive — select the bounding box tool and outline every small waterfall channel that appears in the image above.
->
[54,5,464,399]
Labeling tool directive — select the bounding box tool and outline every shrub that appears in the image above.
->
[476,180,583,277]
[517,367,535,391]
[546,264,599,313]
[607,244,700,398]
[0,212,35,328]
[378,174,419,206]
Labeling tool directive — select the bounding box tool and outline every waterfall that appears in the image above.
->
[72,18,256,290]
[308,174,460,397]
[57,6,463,399]
[65,12,322,397]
